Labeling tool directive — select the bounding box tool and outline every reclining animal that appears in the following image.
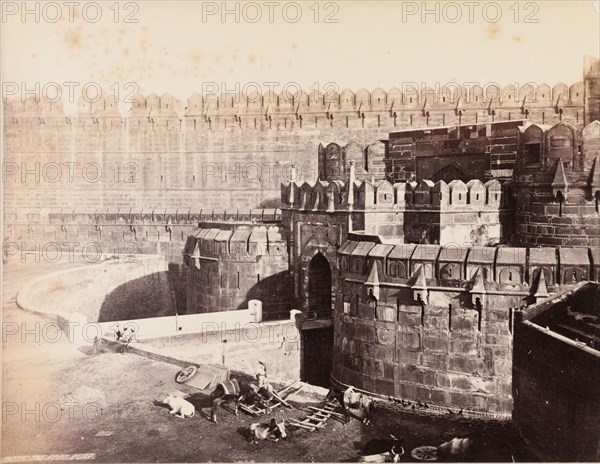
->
[326,386,374,425]
[163,393,195,418]
[249,418,287,442]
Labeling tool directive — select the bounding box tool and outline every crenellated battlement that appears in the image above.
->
[282,178,405,212]
[339,237,599,304]
[3,80,590,119]
[516,120,600,174]
[405,178,504,208]
[282,176,507,211]
[334,231,598,417]
[513,120,600,248]
[183,220,287,264]
[3,207,281,226]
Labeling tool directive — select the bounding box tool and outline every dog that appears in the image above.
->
[326,386,374,425]
[210,378,273,423]
[249,418,287,442]
[163,393,195,418]
[362,434,404,456]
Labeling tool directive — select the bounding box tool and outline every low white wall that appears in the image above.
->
[95,308,258,339]
[55,301,265,345]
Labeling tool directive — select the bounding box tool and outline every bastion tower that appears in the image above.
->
[512,119,600,252]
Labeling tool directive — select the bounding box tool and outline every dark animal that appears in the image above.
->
[210,378,273,423]
[362,434,404,457]
[325,386,374,425]
[249,418,287,442]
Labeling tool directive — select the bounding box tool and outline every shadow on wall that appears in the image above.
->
[237,271,295,321]
[167,262,187,314]
[98,271,176,322]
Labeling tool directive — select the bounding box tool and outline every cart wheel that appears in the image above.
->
[411,446,438,461]
[175,366,197,383]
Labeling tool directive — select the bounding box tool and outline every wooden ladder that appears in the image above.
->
[238,380,303,416]
[288,401,345,431]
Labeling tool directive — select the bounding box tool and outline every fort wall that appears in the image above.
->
[3,80,588,215]
[403,178,513,245]
[332,237,598,417]
[513,283,600,461]
[182,217,293,319]
[513,121,600,248]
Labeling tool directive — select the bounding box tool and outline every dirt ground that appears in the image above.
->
[2,259,535,462]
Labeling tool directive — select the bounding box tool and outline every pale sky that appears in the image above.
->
[2,1,599,113]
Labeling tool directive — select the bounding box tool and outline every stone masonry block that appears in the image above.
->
[448,355,487,375]
[434,372,452,389]
[354,324,376,342]
[422,334,449,353]
[375,378,396,397]
[396,382,418,400]
[376,328,395,346]
[397,332,421,351]
[496,378,512,396]
[362,342,395,362]
[450,373,495,394]
[420,352,449,370]
[384,362,397,379]
[450,340,479,356]
[452,316,478,332]
[424,315,446,331]
[396,349,421,365]
[398,311,422,325]
[358,303,376,320]
[376,305,397,322]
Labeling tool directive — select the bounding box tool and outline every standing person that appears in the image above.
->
[113,323,123,341]
[120,327,135,354]
[255,361,273,405]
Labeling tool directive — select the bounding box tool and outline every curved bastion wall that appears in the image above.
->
[17,254,175,324]
[331,235,599,417]
[183,214,294,319]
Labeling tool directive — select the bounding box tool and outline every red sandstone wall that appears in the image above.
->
[332,298,513,417]
[184,221,292,318]
[3,82,587,214]
[332,239,597,417]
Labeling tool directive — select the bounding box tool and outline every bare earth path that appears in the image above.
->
[2,259,534,462]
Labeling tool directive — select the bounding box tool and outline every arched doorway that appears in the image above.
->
[308,252,332,318]
[302,252,333,387]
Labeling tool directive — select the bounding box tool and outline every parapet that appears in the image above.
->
[317,141,387,181]
[281,175,508,212]
[405,178,504,208]
[339,237,597,288]
[183,222,287,267]
[516,120,600,174]
[281,178,406,211]
[5,207,281,225]
[2,80,588,119]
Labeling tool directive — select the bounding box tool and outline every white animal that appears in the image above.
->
[163,394,195,418]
